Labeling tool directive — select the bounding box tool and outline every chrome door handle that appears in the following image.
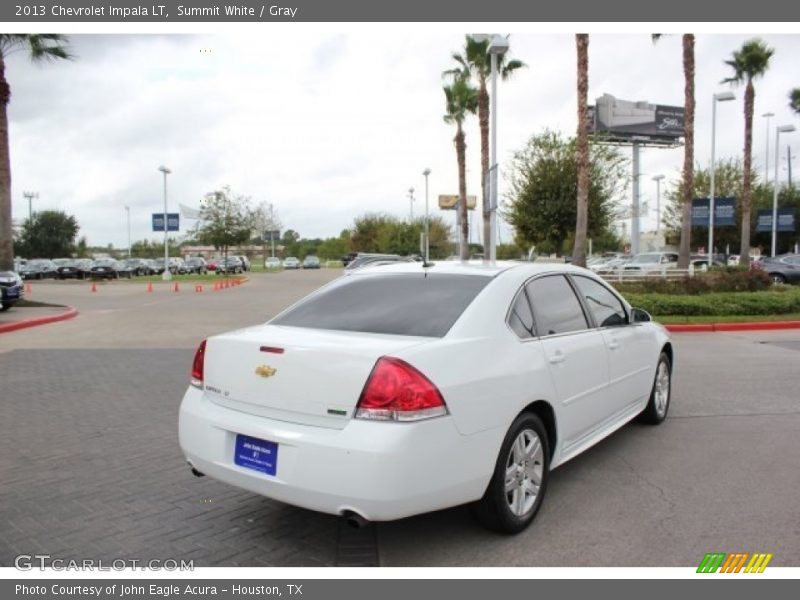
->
[608,340,620,350]
[549,352,566,364]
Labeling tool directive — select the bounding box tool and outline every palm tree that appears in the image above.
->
[0,35,71,271]
[444,35,524,255]
[443,75,478,260]
[722,38,774,266]
[652,34,694,269]
[790,88,800,115]
[572,34,590,268]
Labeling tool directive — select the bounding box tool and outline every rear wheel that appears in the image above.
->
[770,273,786,284]
[637,352,671,425]
[471,412,550,534]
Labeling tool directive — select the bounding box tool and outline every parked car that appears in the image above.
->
[120,258,152,276]
[90,258,121,279]
[623,252,679,273]
[115,260,136,279]
[302,256,321,269]
[184,257,208,275]
[589,255,632,273]
[233,255,251,271]
[264,257,282,270]
[150,258,168,275]
[0,270,24,311]
[207,258,219,272]
[216,257,244,274]
[180,261,672,533]
[755,254,800,284]
[343,253,415,272]
[20,259,58,280]
[282,256,301,270]
[55,259,91,279]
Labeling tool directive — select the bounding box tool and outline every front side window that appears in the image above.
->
[571,275,628,328]
[526,275,588,336]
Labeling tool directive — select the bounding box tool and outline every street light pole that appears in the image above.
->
[408,187,415,221]
[423,168,431,262]
[23,191,38,222]
[709,91,736,267]
[651,175,664,234]
[763,112,774,185]
[125,205,131,258]
[772,125,797,257]
[487,35,509,263]
[158,166,172,281]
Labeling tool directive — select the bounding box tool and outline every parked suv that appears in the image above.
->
[184,257,208,275]
[216,257,244,274]
[232,255,251,271]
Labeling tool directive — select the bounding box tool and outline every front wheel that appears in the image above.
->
[770,273,787,285]
[471,413,550,534]
[637,352,671,425]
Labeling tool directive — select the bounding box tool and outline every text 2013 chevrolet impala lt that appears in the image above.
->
[179,262,673,533]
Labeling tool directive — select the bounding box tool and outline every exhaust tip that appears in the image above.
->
[186,460,205,477]
[341,510,370,529]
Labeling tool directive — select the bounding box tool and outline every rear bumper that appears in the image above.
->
[178,386,499,521]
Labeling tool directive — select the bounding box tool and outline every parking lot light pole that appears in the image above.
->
[158,166,172,281]
[772,125,796,257]
[708,92,735,267]
[124,205,131,258]
[651,175,664,234]
[763,112,774,185]
[488,35,509,263]
[408,187,415,221]
[423,169,431,262]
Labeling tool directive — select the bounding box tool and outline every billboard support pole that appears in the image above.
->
[631,143,640,255]
[709,97,717,266]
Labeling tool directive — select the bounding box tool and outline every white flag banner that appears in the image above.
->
[179,203,202,220]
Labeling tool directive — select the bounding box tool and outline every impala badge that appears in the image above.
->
[255,365,277,378]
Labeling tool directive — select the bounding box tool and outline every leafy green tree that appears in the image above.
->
[16,210,79,258]
[445,35,525,254]
[443,74,478,259]
[790,88,800,115]
[503,130,626,255]
[722,38,775,264]
[0,35,71,270]
[350,213,451,258]
[131,237,181,258]
[195,186,253,259]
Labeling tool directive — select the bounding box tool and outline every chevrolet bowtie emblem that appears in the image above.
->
[255,365,277,378]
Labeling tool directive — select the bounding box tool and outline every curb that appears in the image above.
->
[0,306,79,334]
[665,320,800,333]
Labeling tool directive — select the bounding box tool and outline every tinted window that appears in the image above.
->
[526,275,588,336]
[571,276,628,327]
[272,273,490,337]
[508,289,535,338]
[784,256,800,265]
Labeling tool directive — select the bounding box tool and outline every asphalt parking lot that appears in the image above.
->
[1,271,799,567]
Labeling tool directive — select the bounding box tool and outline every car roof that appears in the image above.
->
[345,260,592,279]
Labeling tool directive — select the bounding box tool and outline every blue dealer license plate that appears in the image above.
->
[234,434,278,476]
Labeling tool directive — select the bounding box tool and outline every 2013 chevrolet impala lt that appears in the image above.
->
[179,261,673,533]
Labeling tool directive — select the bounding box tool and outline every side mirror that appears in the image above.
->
[631,308,652,323]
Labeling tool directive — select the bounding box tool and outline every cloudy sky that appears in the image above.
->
[6,31,800,249]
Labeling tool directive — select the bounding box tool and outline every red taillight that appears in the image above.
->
[355,357,447,422]
[191,339,207,388]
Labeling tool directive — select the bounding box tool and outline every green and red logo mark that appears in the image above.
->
[697,552,773,573]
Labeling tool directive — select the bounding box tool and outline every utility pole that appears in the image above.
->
[787,144,795,187]
[23,191,38,222]
[407,187,415,221]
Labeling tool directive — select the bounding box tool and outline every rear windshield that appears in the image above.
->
[272,273,490,337]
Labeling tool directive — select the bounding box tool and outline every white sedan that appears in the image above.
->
[179,261,673,533]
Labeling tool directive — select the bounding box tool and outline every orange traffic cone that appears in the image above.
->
[146,282,153,293]
[91,282,97,293]
[195,284,203,293]
[173,282,180,293]
[213,281,220,291]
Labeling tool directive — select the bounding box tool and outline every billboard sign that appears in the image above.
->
[756,208,796,233]
[589,94,684,144]
[691,197,736,227]
[438,194,477,210]
[262,229,281,242]
[152,213,180,232]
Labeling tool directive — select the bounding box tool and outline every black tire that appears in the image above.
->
[637,351,672,425]
[770,273,786,285]
[471,412,550,534]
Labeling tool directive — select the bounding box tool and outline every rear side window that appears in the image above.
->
[272,273,490,337]
[526,275,589,336]
[508,290,535,338]
[571,275,628,327]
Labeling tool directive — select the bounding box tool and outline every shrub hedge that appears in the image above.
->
[612,267,772,295]
[624,287,800,316]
